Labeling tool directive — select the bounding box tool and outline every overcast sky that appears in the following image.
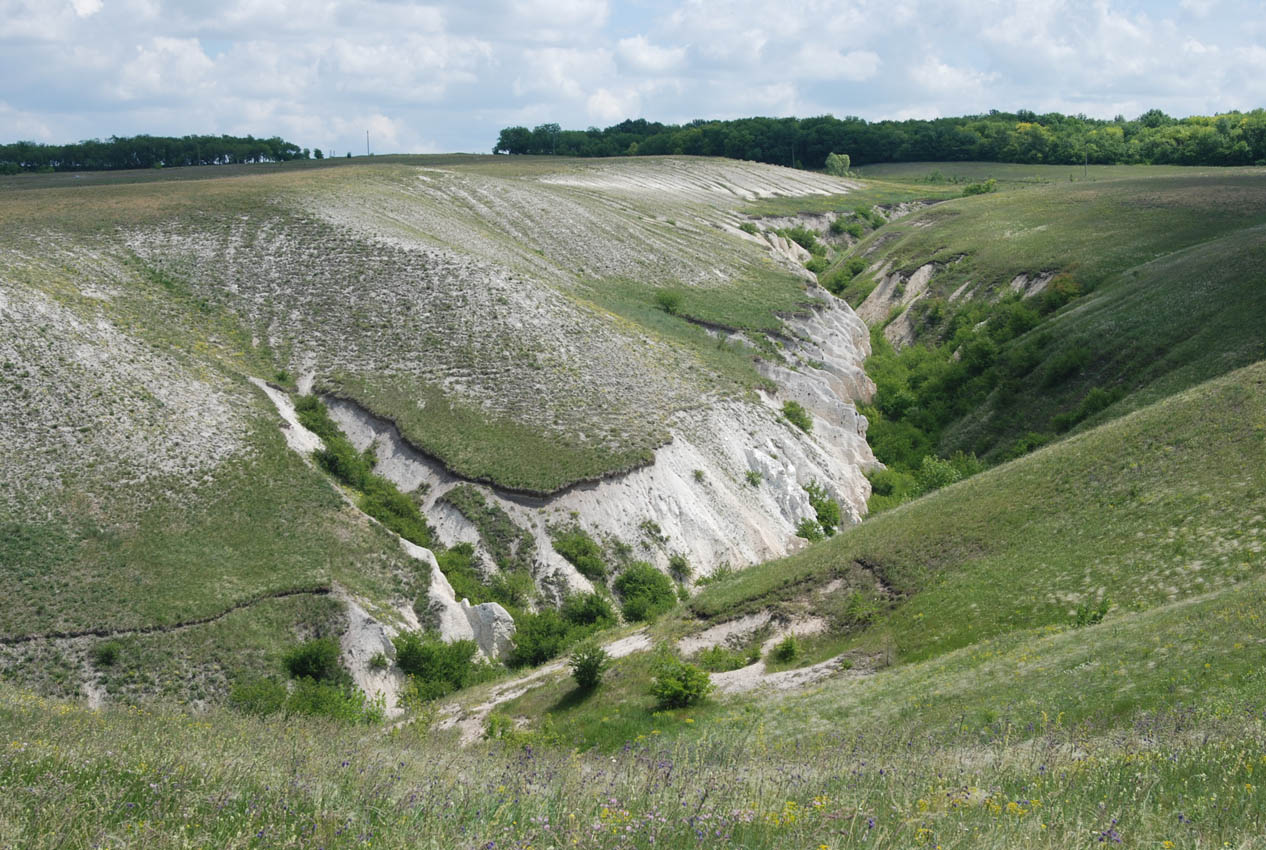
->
[3,0,1265,154]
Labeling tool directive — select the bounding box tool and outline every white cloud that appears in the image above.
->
[2,0,1262,154]
[615,35,684,73]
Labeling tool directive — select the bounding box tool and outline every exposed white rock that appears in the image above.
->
[248,378,323,455]
[462,600,516,661]
[399,538,516,661]
[318,281,877,584]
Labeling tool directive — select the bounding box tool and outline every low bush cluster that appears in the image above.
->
[649,648,713,709]
[393,632,496,701]
[782,400,812,433]
[508,592,617,668]
[613,563,676,623]
[551,524,607,580]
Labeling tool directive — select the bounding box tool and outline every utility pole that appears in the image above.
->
[366,130,370,157]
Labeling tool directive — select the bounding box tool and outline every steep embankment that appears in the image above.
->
[0,155,877,702]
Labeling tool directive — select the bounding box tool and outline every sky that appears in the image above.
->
[2,0,1265,154]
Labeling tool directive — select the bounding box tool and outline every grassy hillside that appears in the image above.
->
[0,155,866,702]
[691,360,1266,663]
[3,362,1264,847]
[830,164,1266,496]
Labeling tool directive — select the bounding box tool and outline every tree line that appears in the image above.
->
[0,134,321,174]
[494,110,1266,168]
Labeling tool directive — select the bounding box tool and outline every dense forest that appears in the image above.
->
[0,134,317,174]
[494,109,1266,168]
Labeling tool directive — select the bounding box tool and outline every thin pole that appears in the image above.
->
[366,130,370,157]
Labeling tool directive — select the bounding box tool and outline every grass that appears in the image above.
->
[0,414,413,639]
[944,223,1266,458]
[839,166,1266,490]
[691,361,1266,666]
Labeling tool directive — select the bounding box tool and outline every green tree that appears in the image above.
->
[824,152,850,175]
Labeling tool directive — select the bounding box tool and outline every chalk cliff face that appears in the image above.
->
[324,283,875,593]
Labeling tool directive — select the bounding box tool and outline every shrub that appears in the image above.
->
[283,637,342,683]
[844,221,864,238]
[560,592,617,630]
[795,517,824,541]
[845,256,867,278]
[228,677,287,716]
[805,256,830,275]
[916,455,962,492]
[1074,598,1110,628]
[91,641,121,668]
[569,643,611,690]
[961,178,997,196]
[508,609,572,667]
[841,590,882,627]
[230,675,381,723]
[392,632,484,699]
[738,221,758,235]
[668,552,692,581]
[649,649,713,709]
[369,651,389,670]
[777,226,825,256]
[803,480,842,535]
[551,525,607,580]
[771,635,800,662]
[779,400,810,433]
[654,289,684,315]
[692,468,705,483]
[824,152,850,176]
[614,562,677,622]
[745,469,763,487]
[285,677,383,723]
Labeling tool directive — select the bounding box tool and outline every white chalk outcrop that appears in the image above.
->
[324,287,876,591]
[399,539,516,660]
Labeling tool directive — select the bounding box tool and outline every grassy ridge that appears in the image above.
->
[691,361,1266,663]
[946,223,1266,454]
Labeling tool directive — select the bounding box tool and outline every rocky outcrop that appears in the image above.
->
[399,539,516,661]
[324,286,877,588]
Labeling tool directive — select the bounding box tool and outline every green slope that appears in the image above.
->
[692,360,1266,665]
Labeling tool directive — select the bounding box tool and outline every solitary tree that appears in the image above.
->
[825,152,851,176]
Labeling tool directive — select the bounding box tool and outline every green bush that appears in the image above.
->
[285,677,383,723]
[916,455,963,492]
[771,635,800,662]
[614,562,677,623]
[745,469,763,487]
[777,226,825,256]
[229,675,382,723]
[738,221,758,235]
[1074,597,1110,628]
[654,289,684,315]
[782,400,813,432]
[824,152,850,176]
[283,637,343,683]
[668,552,692,581]
[795,517,824,541]
[369,652,389,670]
[569,643,611,690]
[961,178,997,196]
[803,480,841,535]
[392,632,487,699]
[649,649,713,709]
[91,641,121,668]
[508,609,576,668]
[560,592,617,630]
[551,525,607,580]
[695,644,759,672]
